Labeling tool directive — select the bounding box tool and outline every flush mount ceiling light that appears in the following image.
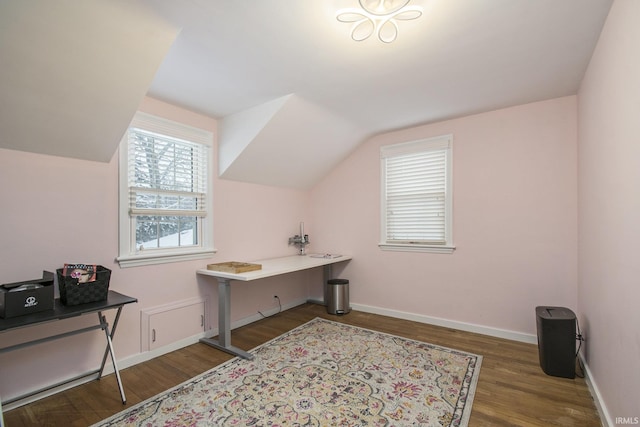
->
[337,0,423,43]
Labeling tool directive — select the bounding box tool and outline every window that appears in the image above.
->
[380,134,454,253]
[117,112,215,267]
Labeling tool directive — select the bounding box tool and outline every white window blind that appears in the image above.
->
[128,129,208,218]
[380,135,453,252]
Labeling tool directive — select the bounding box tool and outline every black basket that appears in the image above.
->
[56,265,111,306]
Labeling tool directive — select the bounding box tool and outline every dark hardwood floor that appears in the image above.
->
[3,303,601,426]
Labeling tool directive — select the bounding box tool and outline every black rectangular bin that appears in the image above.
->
[535,306,576,379]
[0,271,54,318]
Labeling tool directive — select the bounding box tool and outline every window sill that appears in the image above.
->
[117,248,217,268]
[378,243,456,254]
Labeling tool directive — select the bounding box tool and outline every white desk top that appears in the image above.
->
[197,254,352,281]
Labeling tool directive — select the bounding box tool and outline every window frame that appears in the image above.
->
[117,112,216,268]
[379,134,455,254]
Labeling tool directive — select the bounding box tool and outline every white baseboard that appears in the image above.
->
[350,302,538,344]
[353,303,614,426]
[2,332,214,412]
[106,297,309,374]
[7,298,611,427]
[351,303,612,427]
[3,298,308,410]
[579,354,612,427]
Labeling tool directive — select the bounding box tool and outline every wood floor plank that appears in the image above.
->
[2,303,601,426]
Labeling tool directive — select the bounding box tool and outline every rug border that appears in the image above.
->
[303,318,484,427]
[93,317,483,427]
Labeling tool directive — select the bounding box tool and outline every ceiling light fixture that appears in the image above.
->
[337,0,423,43]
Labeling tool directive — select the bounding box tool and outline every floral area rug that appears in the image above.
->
[94,317,482,426]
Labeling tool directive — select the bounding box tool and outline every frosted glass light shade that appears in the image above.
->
[337,0,423,43]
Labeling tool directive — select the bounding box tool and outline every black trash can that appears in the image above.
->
[327,279,350,315]
[535,306,576,378]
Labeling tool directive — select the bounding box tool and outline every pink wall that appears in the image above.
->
[311,96,578,336]
[3,12,634,417]
[577,0,640,422]
[0,97,311,402]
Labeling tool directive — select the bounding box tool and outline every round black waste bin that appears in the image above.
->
[327,279,350,315]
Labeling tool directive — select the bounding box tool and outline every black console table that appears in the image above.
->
[0,291,137,406]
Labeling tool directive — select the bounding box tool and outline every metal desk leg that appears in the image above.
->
[98,306,123,378]
[200,278,254,360]
[98,311,127,404]
[323,264,333,306]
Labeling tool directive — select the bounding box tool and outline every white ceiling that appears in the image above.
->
[0,1,177,162]
[0,0,612,188]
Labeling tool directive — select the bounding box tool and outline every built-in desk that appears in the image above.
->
[0,291,137,407]
[197,254,351,359]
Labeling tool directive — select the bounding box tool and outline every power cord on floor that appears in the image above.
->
[258,295,282,318]
[575,318,586,378]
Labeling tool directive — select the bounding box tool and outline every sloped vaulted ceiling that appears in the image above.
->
[141,0,612,190]
[0,0,613,190]
[219,94,364,189]
[0,1,178,162]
